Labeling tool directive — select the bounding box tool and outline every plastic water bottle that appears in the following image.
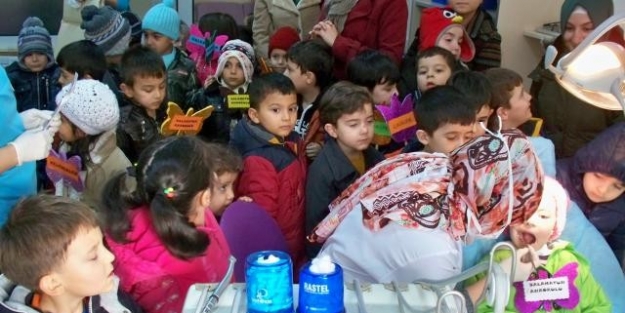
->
[246,250,294,313]
[297,255,344,313]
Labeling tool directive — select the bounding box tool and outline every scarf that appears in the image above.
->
[323,0,360,34]
[308,129,544,243]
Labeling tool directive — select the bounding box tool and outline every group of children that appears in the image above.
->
[0,0,624,312]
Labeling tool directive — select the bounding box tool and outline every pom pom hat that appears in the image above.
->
[17,17,54,63]
[81,5,131,56]
[142,0,180,40]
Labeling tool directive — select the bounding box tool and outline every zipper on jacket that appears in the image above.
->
[45,76,50,109]
[36,72,41,110]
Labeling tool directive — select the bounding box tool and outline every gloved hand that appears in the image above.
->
[8,128,55,166]
[19,109,55,131]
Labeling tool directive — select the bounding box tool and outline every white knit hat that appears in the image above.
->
[56,79,120,135]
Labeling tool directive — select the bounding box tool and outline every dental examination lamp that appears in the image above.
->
[545,12,625,114]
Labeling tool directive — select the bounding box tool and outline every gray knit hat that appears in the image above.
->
[17,17,54,63]
[81,5,131,56]
[56,79,120,135]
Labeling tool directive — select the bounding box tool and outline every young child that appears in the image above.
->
[485,68,532,130]
[448,70,493,137]
[411,85,476,154]
[230,73,307,267]
[268,26,301,74]
[189,39,255,143]
[142,0,198,109]
[347,50,400,106]
[416,47,456,98]
[0,195,144,313]
[306,81,384,258]
[466,177,610,312]
[190,12,239,83]
[117,46,167,163]
[285,39,334,160]
[400,7,475,97]
[80,4,132,97]
[6,17,60,112]
[204,142,244,217]
[102,136,231,313]
[54,79,131,209]
[56,40,111,88]
[557,123,625,264]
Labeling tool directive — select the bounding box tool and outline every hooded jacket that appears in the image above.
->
[557,123,625,246]
[5,61,61,112]
[0,275,143,313]
[230,118,307,266]
[529,0,624,158]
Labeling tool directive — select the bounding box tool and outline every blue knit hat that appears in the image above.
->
[142,0,180,40]
[17,17,54,63]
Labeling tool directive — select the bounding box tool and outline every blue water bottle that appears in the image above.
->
[297,255,345,313]
[246,250,294,313]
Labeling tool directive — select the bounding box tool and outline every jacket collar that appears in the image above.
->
[322,138,381,180]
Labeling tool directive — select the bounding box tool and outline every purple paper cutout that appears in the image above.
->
[514,262,580,313]
[375,93,416,143]
[46,149,84,192]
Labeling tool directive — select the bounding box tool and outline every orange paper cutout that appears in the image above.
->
[161,102,214,136]
[387,112,417,135]
[46,154,80,183]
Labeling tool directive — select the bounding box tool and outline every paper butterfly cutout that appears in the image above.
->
[375,94,417,143]
[186,25,229,62]
[46,149,84,192]
[160,102,215,136]
[514,262,580,313]
[372,108,392,146]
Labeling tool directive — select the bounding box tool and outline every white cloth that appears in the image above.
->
[319,205,463,284]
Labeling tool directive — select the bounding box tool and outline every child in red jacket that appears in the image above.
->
[230,73,307,267]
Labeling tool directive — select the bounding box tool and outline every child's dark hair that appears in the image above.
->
[287,39,334,89]
[198,12,240,40]
[319,81,373,126]
[57,40,107,81]
[0,195,99,290]
[67,131,102,168]
[249,73,297,110]
[120,46,167,86]
[448,71,493,113]
[102,136,214,259]
[484,68,524,110]
[347,50,400,91]
[416,46,456,72]
[415,85,475,134]
[205,143,243,176]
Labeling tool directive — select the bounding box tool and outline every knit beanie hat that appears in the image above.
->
[560,0,613,34]
[215,40,256,84]
[121,11,142,41]
[142,0,180,40]
[81,5,131,56]
[269,27,301,55]
[17,17,54,63]
[540,177,569,241]
[56,80,120,135]
[419,7,475,63]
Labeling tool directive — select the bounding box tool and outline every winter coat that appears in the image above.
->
[105,207,231,313]
[167,48,199,110]
[463,9,501,71]
[530,35,624,159]
[56,130,132,210]
[0,68,35,226]
[557,122,625,251]
[253,0,322,59]
[230,118,307,266]
[320,0,407,80]
[188,82,245,144]
[5,61,61,112]
[117,103,166,164]
[0,274,144,313]
[305,138,384,258]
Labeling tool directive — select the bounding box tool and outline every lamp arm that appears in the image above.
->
[610,78,625,116]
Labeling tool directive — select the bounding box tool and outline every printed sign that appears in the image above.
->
[169,115,204,131]
[388,112,417,135]
[523,277,570,302]
[228,94,250,109]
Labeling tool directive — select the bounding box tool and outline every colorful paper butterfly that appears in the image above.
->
[46,149,84,192]
[514,262,580,313]
[186,24,229,62]
[375,94,417,143]
[160,102,214,136]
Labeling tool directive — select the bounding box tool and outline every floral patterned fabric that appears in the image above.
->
[308,129,544,243]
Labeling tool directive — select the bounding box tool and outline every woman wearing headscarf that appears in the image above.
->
[310,129,544,296]
[529,0,625,159]
[308,0,408,79]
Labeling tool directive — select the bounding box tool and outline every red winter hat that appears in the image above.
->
[419,7,475,62]
[269,27,301,55]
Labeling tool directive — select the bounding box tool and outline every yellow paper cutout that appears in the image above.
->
[161,102,214,136]
[227,94,250,109]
